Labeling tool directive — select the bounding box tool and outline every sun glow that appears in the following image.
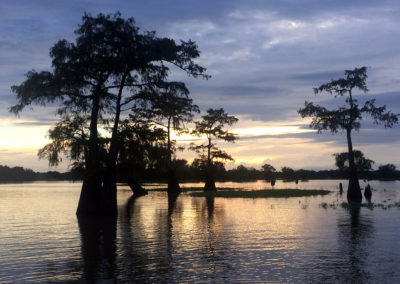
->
[170,132,202,142]
[234,156,272,165]
[170,125,314,143]
[234,126,313,137]
[0,122,49,148]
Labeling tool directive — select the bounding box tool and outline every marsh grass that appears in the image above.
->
[147,187,235,192]
[189,189,331,198]
[320,201,400,210]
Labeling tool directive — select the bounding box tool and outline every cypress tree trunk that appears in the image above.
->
[166,119,181,195]
[346,127,362,203]
[204,166,216,191]
[77,175,102,216]
[204,137,216,191]
[101,74,128,217]
[77,91,102,216]
[102,173,118,217]
[126,178,147,196]
[167,168,181,195]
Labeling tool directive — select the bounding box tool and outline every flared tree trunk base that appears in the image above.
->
[204,170,216,191]
[167,168,181,196]
[204,181,216,191]
[76,176,102,216]
[126,178,147,197]
[347,173,362,203]
[77,174,119,217]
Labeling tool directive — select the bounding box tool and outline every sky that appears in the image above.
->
[1,0,400,172]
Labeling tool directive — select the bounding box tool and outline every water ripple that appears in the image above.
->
[0,181,400,282]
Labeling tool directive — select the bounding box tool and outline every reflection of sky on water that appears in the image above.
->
[144,179,400,194]
[0,181,400,282]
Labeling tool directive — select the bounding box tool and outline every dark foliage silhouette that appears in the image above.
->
[191,108,238,191]
[0,165,73,182]
[262,163,276,182]
[281,166,296,181]
[0,165,35,182]
[10,12,208,216]
[131,82,200,195]
[377,164,397,180]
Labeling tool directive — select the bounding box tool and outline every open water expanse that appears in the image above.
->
[1,180,400,283]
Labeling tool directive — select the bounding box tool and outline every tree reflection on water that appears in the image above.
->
[75,193,378,283]
[337,206,374,282]
[3,181,399,282]
[307,206,374,282]
[77,214,117,281]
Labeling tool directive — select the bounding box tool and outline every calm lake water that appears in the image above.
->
[1,180,400,283]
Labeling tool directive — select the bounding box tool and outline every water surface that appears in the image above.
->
[0,180,400,282]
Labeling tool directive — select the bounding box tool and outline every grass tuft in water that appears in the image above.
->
[189,189,330,198]
[319,201,400,210]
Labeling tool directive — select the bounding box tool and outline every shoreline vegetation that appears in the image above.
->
[1,163,400,183]
[0,165,73,183]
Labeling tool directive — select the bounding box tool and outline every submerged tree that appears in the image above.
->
[298,67,398,202]
[191,108,238,191]
[10,12,208,216]
[132,82,199,195]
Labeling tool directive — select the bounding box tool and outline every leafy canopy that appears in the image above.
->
[132,81,199,133]
[11,12,209,116]
[298,67,398,133]
[262,163,276,173]
[192,108,238,141]
[191,108,238,164]
[11,12,209,169]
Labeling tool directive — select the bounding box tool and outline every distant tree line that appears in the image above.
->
[1,161,399,183]
[0,165,72,182]
[120,161,400,182]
